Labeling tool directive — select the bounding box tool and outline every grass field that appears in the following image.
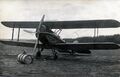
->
[0,42,120,77]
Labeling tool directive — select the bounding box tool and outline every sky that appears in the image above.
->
[0,0,120,39]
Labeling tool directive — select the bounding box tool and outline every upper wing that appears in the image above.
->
[1,19,120,29]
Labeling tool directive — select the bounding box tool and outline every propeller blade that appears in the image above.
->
[33,15,45,56]
[33,38,39,54]
[36,15,45,33]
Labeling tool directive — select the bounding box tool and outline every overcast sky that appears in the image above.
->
[0,0,120,39]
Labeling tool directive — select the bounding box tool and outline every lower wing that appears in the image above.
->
[54,43,120,50]
[0,40,119,50]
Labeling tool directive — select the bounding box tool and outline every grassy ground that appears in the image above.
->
[0,42,120,77]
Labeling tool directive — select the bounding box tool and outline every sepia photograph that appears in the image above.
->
[0,0,120,77]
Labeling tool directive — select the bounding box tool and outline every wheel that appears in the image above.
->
[51,49,58,60]
[70,50,75,55]
[53,54,58,60]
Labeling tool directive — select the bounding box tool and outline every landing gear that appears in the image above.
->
[51,49,58,60]
[70,50,75,55]
[35,51,41,59]
[35,48,43,59]
[35,48,58,60]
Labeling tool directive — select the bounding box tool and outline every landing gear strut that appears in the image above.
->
[70,50,75,55]
[35,48,43,59]
[51,49,58,60]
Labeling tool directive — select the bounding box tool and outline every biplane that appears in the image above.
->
[1,15,120,64]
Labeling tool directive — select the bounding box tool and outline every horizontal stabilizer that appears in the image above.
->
[1,19,120,29]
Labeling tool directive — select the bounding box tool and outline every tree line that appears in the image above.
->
[64,34,120,43]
